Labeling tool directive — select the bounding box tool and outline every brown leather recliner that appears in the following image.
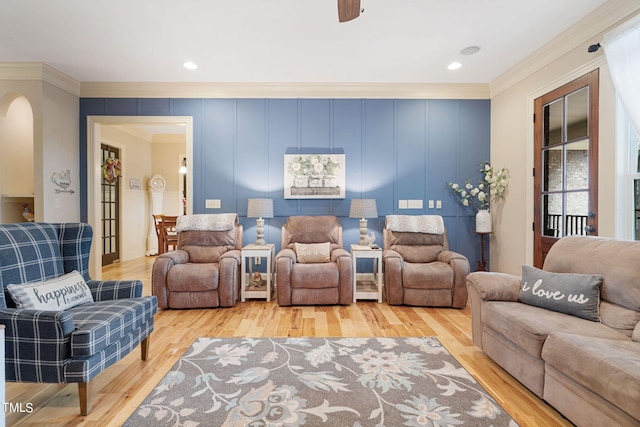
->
[382,215,469,308]
[152,214,242,309]
[276,215,353,306]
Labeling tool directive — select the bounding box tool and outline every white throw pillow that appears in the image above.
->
[295,242,331,263]
[7,270,94,310]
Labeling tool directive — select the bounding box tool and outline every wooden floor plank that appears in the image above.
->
[5,255,573,426]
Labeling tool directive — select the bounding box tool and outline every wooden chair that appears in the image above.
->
[160,215,178,253]
[153,214,164,254]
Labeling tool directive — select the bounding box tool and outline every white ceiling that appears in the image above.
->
[0,0,608,84]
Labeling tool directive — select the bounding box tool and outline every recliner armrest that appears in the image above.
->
[466,271,521,301]
[276,248,297,263]
[219,249,241,263]
[330,248,351,261]
[382,249,402,261]
[155,249,190,264]
[437,250,467,264]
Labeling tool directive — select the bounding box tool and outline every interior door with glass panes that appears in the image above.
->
[533,70,599,268]
[101,144,120,266]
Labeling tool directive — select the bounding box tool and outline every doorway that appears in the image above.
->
[533,70,599,267]
[87,116,194,279]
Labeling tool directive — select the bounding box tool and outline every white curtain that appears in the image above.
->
[602,16,640,135]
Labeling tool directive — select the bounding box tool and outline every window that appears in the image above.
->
[616,99,640,240]
[625,112,640,240]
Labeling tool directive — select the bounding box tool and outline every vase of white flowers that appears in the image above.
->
[448,162,510,233]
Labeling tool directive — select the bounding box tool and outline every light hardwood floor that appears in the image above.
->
[5,256,573,427]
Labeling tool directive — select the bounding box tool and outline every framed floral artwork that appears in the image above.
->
[284,154,345,199]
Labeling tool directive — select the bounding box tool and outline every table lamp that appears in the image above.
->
[247,198,274,246]
[349,199,378,246]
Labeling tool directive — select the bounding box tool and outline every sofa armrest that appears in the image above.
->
[467,271,520,348]
[466,271,521,302]
[87,279,143,300]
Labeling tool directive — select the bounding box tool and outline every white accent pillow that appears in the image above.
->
[295,242,331,263]
[7,270,94,310]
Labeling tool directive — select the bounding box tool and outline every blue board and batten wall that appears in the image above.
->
[80,98,490,268]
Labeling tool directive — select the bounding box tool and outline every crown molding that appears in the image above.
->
[0,62,80,96]
[80,82,490,99]
[490,0,640,97]
[42,64,81,96]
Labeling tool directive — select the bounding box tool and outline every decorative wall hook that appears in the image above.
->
[51,170,75,194]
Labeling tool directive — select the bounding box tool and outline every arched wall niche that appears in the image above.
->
[0,92,35,223]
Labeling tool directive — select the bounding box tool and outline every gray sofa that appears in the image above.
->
[467,235,640,427]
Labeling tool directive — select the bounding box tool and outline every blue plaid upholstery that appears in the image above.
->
[68,298,156,356]
[0,222,157,386]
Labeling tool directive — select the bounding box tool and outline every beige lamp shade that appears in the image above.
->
[349,199,378,219]
[349,199,378,246]
[247,198,274,219]
[247,198,273,246]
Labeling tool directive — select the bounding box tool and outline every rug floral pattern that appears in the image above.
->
[125,337,518,427]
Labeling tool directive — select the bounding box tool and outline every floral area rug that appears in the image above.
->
[124,337,518,427]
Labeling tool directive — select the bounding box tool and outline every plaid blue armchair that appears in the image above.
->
[0,222,158,415]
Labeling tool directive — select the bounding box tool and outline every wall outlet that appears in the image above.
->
[436,200,442,209]
[398,200,408,209]
[428,200,434,209]
[205,199,221,209]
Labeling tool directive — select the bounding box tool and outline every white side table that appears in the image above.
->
[351,244,383,303]
[241,243,275,302]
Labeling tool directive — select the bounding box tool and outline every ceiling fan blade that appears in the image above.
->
[338,0,361,22]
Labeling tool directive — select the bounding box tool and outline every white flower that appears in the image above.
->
[449,162,509,211]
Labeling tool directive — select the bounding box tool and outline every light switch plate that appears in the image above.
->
[428,200,434,209]
[408,200,423,209]
[436,200,442,209]
[399,200,408,209]
[205,199,221,209]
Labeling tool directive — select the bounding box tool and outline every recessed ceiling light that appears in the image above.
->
[460,46,481,56]
[182,61,198,70]
[447,62,462,71]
